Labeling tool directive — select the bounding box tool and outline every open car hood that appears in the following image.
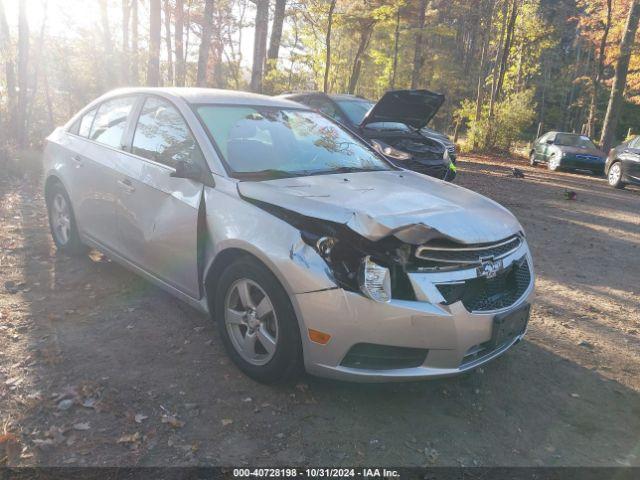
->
[360,90,445,130]
[238,171,522,245]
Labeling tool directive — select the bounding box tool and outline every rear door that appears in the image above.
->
[114,95,204,298]
[541,133,556,162]
[532,134,548,161]
[67,96,138,250]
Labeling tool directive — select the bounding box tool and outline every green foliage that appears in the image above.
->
[458,89,537,152]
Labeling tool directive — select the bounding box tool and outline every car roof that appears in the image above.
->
[100,87,304,109]
[278,91,372,102]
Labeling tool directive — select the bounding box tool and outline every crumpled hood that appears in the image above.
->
[238,171,523,245]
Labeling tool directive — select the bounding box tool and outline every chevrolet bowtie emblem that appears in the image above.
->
[477,258,504,279]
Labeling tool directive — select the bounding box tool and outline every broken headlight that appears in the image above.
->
[359,256,391,303]
[370,139,412,161]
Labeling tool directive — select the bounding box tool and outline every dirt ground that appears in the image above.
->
[1,154,639,467]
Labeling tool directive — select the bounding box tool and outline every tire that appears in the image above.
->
[607,162,626,189]
[548,154,561,172]
[529,152,538,166]
[46,182,87,256]
[214,257,303,384]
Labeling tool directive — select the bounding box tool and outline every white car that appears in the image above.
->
[44,88,535,383]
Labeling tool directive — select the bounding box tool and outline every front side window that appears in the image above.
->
[89,97,136,148]
[196,105,391,180]
[132,97,202,167]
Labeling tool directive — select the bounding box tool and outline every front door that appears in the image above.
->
[622,137,640,181]
[114,96,204,299]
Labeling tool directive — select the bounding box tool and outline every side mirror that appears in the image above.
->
[546,139,554,145]
[170,160,203,182]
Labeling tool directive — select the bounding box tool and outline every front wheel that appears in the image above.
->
[607,162,625,189]
[214,257,303,384]
[46,183,87,255]
[529,152,538,166]
[548,154,561,172]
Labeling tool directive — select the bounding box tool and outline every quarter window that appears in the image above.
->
[132,97,202,168]
[89,97,136,148]
[78,107,98,138]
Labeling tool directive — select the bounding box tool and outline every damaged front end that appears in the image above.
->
[252,200,417,303]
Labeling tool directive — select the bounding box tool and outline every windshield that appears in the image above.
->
[335,99,374,125]
[196,105,391,180]
[555,133,596,149]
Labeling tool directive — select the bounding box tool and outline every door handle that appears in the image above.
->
[71,155,83,168]
[118,178,135,193]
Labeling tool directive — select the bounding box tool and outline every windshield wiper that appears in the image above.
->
[308,166,386,176]
[234,169,301,180]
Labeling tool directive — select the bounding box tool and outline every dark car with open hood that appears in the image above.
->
[530,131,606,175]
[278,90,457,181]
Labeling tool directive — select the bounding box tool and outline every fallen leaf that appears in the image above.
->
[221,419,233,427]
[134,414,148,424]
[117,432,141,444]
[161,414,185,428]
[72,423,90,431]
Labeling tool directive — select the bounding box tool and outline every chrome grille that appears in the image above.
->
[436,257,532,312]
[415,235,522,267]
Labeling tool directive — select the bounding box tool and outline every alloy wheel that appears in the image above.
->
[224,278,278,366]
[608,163,622,186]
[50,193,71,245]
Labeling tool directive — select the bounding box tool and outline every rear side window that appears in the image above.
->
[89,97,136,148]
[78,108,97,138]
[131,96,203,168]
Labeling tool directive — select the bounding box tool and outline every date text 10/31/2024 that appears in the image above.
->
[233,468,401,478]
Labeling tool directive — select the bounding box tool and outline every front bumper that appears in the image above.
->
[561,155,605,172]
[294,244,534,382]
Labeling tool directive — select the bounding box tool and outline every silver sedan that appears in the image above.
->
[43,88,535,383]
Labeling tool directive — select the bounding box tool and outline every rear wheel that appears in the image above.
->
[46,183,87,255]
[607,162,625,189]
[214,257,303,384]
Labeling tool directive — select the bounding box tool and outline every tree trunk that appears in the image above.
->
[174,0,185,86]
[390,6,400,89]
[122,0,130,84]
[600,0,640,151]
[164,0,174,85]
[473,0,495,129]
[410,0,427,89]
[587,0,612,139]
[495,0,518,100]
[99,0,117,87]
[0,0,17,141]
[250,0,269,93]
[487,0,509,119]
[147,0,161,86]
[131,0,139,83]
[265,0,286,89]
[26,1,48,136]
[17,0,29,148]
[196,0,215,87]
[323,0,336,93]
[347,19,375,94]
